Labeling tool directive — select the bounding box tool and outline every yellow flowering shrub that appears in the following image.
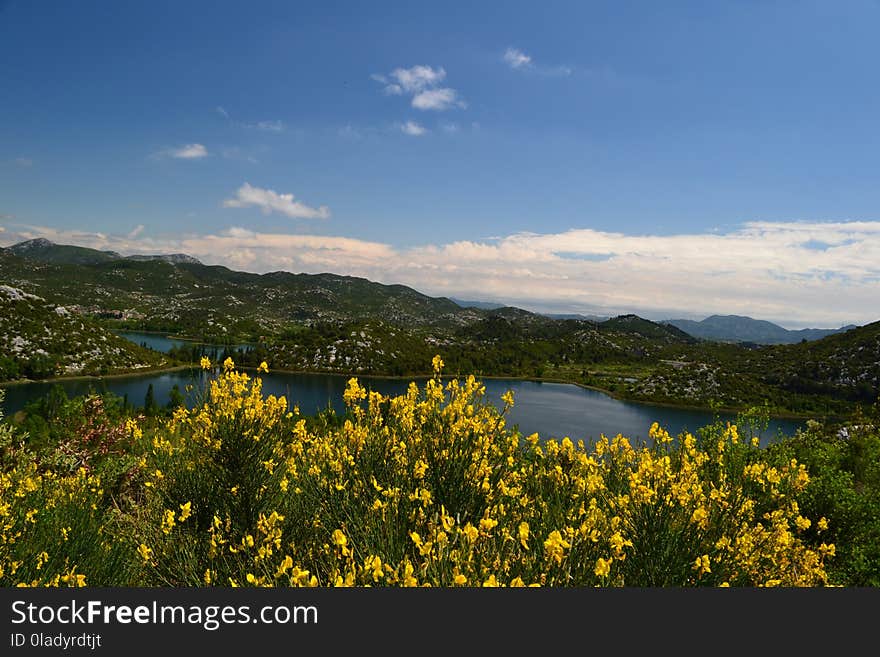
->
[127,358,831,587]
[0,360,833,586]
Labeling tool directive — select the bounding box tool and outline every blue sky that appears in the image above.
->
[2,0,880,327]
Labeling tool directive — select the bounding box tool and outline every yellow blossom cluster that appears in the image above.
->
[126,357,832,588]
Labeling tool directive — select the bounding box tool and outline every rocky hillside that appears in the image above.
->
[0,284,165,380]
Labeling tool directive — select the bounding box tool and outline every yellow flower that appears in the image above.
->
[544,530,571,565]
[479,516,498,533]
[518,522,530,549]
[501,390,515,407]
[369,556,384,581]
[258,361,269,374]
[178,501,192,522]
[137,544,153,563]
[693,554,711,576]
[819,543,836,557]
[691,507,709,529]
[817,517,829,532]
[332,529,349,555]
[432,354,444,375]
[200,356,212,370]
[795,516,811,531]
[594,557,612,578]
[161,509,176,534]
[453,574,468,586]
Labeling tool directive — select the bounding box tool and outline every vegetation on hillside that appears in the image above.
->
[0,284,165,380]
[4,359,876,587]
[2,240,878,419]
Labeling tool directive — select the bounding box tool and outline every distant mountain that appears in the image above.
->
[603,314,698,343]
[128,253,202,265]
[450,298,506,310]
[663,315,857,345]
[6,238,201,266]
[0,243,479,341]
[8,238,122,265]
[545,313,609,323]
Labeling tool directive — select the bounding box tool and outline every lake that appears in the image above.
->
[116,330,256,355]
[1,368,804,446]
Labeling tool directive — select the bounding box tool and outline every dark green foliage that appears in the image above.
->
[765,408,880,586]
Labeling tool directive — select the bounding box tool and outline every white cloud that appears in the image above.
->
[411,88,465,111]
[216,106,229,118]
[222,183,330,219]
[503,47,572,77]
[173,144,208,159]
[156,143,209,159]
[127,224,145,239]
[503,47,532,69]
[399,121,427,136]
[3,220,879,328]
[389,65,446,93]
[373,65,464,112]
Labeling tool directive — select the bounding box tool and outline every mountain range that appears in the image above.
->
[7,238,201,266]
[663,315,858,345]
[1,238,877,417]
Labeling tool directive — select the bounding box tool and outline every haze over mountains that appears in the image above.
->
[662,316,858,345]
[1,238,878,416]
[1,238,861,345]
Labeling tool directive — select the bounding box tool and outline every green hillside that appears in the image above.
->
[0,283,166,380]
[1,239,877,418]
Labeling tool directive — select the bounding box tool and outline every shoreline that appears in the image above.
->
[0,361,832,423]
[113,328,259,348]
[0,364,192,388]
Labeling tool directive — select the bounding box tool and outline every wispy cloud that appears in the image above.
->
[127,224,145,239]
[373,65,465,111]
[154,143,209,160]
[4,220,879,327]
[399,121,427,136]
[243,120,285,132]
[222,183,330,220]
[503,47,532,69]
[215,106,285,132]
[503,47,571,77]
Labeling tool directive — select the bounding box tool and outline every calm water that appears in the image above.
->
[116,330,256,354]
[1,369,804,446]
